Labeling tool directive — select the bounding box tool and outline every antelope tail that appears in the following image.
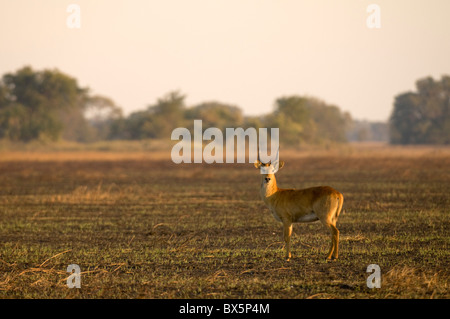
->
[334,194,344,223]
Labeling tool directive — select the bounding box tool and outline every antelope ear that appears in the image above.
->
[254,160,262,169]
[278,161,285,170]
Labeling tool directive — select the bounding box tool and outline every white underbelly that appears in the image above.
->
[296,212,319,223]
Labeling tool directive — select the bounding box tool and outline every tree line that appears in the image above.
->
[0,66,353,147]
[2,66,447,146]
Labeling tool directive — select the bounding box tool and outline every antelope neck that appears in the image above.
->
[261,176,278,198]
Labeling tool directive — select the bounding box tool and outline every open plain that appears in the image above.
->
[0,144,449,298]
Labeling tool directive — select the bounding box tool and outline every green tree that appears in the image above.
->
[149,91,187,138]
[84,95,123,141]
[390,75,450,144]
[265,95,350,147]
[121,91,187,139]
[0,66,88,141]
[305,98,351,144]
[0,103,29,141]
[185,102,244,131]
[266,96,313,146]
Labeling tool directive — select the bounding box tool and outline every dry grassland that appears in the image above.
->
[0,143,449,299]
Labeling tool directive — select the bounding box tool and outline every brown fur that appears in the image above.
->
[255,160,344,261]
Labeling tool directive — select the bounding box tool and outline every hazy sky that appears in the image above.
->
[1,0,449,121]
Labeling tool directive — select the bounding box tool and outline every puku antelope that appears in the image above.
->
[254,159,344,261]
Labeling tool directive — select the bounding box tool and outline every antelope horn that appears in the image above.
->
[257,142,261,163]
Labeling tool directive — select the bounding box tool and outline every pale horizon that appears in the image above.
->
[1,0,449,122]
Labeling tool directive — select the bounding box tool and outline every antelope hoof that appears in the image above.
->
[326,256,338,262]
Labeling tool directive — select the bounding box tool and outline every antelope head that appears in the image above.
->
[254,148,284,186]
